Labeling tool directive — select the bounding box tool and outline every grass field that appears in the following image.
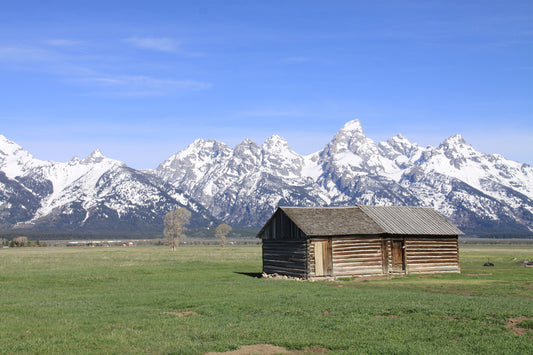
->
[0,244,532,354]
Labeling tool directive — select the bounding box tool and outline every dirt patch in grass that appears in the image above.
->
[163,311,199,317]
[505,317,533,335]
[205,344,331,354]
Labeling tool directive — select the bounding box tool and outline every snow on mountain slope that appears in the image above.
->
[2,119,532,234]
[0,136,216,232]
[157,119,533,233]
[418,134,533,201]
[156,135,327,226]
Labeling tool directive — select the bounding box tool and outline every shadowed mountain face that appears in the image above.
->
[1,120,532,235]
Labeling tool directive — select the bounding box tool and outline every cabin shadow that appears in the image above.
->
[234,272,263,278]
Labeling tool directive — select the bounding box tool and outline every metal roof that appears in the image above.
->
[358,205,464,236]
[269,205,463,237]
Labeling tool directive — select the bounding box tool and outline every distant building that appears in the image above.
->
[257,206,463,279]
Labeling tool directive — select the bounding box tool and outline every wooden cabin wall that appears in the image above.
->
[262,240,308,277]
[332,237,384,276]
[309,237,384,278]
[404,238,459,273]
[307,236,460,278]
[260,210,306,241]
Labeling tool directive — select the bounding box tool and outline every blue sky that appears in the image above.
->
[1,0,532,168]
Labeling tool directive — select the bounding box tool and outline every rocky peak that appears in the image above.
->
[0,135,25,158]
[323,118,379,160]
[379,133,420,159]
[440,134,468,150]
[435,134,479,164]
[262,135,290,152]
[234,139,260,156]
[82,149,106,164]
[69,156,82,165]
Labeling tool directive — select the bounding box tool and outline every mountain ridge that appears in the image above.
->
[1,119,532,235]
[156,119,533,234]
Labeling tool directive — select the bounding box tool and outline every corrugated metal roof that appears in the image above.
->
[358,205,464,235]
[279,206,384,236]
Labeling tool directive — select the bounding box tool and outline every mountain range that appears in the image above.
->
[1,119,532,236]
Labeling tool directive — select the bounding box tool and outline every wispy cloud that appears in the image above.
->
[43,39,83,47]
[85,75,211,89]
[73,75,212,97]
[0,45,57,62]
[125,37,181,52]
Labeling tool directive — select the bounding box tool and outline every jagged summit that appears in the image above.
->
[440,134,468,148]
[262,135,292,153]
[338,119,364,134]
[82,149,107,164]
[1,119,533,235]
[90,149,105,158]
[0,134,24,156]
[154,119,533,233]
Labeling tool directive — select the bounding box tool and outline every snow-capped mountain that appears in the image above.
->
[156,120,533,234]
[1,120,532,235]
[0,135,216,233]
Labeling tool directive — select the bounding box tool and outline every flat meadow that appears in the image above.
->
[0,244,532,354]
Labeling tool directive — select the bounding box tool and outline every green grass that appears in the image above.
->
[0,245,532,354]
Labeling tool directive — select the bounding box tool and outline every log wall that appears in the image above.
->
[309,237,384,278]
[306,236,459,278]
[405,238,459,274]
[262,235,460,279]
[332,237,384,276]
[262,240,308,277]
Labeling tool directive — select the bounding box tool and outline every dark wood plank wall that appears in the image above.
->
[260,210,306,241]
[405,238,459,273]
[262,240,308,277]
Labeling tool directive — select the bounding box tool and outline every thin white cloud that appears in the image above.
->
[125,37,181,52]
[0,45,56,62]
[86,75,211,89]
[43,39,83,47]
[72,75,212,97]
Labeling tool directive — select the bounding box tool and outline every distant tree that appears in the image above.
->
[214,223,232,248]
[12,236,28,247]
[0,237,8,246]
[164,208,191,251]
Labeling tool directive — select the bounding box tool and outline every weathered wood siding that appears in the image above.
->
[260,210,306,241]
[306,236,459,278]
[404,238,459,274]
[332,237,384,276]
[262,240,308,277]
[308,238,331,277]
[309,237,384,278]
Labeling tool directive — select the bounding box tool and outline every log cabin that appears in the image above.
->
[257,206,463,279]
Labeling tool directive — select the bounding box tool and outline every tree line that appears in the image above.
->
[163,207,232,250]
[1,207,234,249]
